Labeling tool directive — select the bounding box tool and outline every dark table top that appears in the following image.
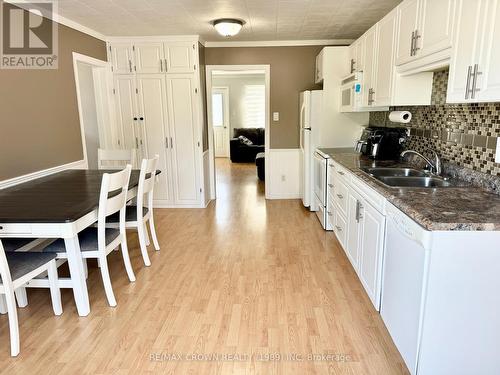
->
[0,169,144,224]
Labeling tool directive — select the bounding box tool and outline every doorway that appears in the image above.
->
[206,65,270,200]
[72,52,115,169]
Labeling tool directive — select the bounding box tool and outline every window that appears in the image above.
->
[243,84,265,128]
[212,92,224,127]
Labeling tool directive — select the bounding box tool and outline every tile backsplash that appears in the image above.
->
[369,70,500,175]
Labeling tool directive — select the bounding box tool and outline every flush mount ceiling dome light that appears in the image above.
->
[213,18,244,37]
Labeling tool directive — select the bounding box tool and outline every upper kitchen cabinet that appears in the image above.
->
[164,41,196,73]
[348,36,365,74]
[362,25,378,107]
[110,42,135,74]
[396,0,457,74]
[448,0,500,103]
[135,42,164,74]
[315,48,325,83]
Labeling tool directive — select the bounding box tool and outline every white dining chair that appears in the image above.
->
[0,240,62,356]
[106,156,160,266]
[43,165,135,307]
[98,149,136,170]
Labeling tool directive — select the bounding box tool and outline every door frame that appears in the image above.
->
[205,64,271,199]
[211,86,230,157]
[72,52,115,168]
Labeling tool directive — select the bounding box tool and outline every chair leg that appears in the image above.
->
[4,288,20,356]
[144,223,151,246]
[137,223,152,267]
[148,215,161,251]
[47,261,62,316]
[14,287,28,308]
[82,259,88,279]
[0,295,7,314]
[98,256,117,307]
[120,237,137,282]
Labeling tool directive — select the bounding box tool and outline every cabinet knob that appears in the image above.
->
[140,117,144,121]
[133,117,138,120]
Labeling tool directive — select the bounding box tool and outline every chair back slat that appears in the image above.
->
[98,165,132,220]
[137,156,159,214]
[98,149,136,170]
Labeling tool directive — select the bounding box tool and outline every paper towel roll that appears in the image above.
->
[389,111,412,124]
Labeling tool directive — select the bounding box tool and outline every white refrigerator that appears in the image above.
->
[299,90,323,210]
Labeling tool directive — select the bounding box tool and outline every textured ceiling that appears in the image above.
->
[56,0,401,40]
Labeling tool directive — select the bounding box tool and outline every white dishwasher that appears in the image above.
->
[380,203,432,375]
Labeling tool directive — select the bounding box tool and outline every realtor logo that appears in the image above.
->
[1,0,58,69]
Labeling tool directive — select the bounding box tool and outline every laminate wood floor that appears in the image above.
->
[0,159,408,374]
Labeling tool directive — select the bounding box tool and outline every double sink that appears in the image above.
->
[361,167,453,188]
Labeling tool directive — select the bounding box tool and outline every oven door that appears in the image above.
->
[313,152,327,207]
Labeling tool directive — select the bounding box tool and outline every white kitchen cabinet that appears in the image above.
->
[395,0,420,66]
[166,75,200,205]
[315,49,324,83]
[358,200,386,309]
[135,74,173,204]
[362,25,378,107]
[446,0,500,103]
[164,41,196,73]
[417,0,456,59]
[110,42,134,74]
[135,42,164,74]
[374,9,397,107]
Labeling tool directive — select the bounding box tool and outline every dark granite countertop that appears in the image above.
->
[319,148,500,231]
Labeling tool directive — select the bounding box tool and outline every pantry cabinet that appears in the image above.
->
[108,37,205,207]
[362,25,377,107]
[448,0,500,103]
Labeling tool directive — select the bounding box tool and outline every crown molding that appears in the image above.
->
[204,39,354,48]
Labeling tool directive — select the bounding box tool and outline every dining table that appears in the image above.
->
[0,169,146,317]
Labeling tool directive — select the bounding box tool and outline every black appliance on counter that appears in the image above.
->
[355,127,408,160]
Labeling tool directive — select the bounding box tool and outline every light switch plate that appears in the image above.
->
[496,137,500,163]
[273,112,279,122]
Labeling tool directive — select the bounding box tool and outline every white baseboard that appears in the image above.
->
[267,149,301,200]
[0,159,88,190]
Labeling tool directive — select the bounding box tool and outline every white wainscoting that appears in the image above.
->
[0,159,88,190]
[267,149,301,200]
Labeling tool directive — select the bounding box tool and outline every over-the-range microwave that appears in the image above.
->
[339,72,370,113]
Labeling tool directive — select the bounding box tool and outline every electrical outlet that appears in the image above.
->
[496,138,500,163]
[281,175,286,182]
[273,112,280,122]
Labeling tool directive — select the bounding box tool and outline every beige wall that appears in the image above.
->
[0,20,106,181]
[205,46,324,149]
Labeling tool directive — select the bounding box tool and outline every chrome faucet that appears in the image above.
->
[401,149,442,176]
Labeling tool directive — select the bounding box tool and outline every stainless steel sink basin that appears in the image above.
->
[361,167,428,177]
[375,176,453,188]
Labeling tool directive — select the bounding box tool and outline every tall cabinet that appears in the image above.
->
[108,37,205,208]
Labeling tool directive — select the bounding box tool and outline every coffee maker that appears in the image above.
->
[355,127,408,160]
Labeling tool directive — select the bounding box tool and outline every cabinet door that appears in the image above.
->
[113,75,139,165]
[476,0,500,102]
[355,35,365,73]
[134,42,165,74]
[359,201,386,310]
[417,0,456,59]
[395,0,420,65]
[164,42,195,73]
[362,25,377,107]
[136,74,173,203]
[374,9,397,106]
[447,0,485,102]
[166,75,200,205]
[346,191,362,269]
[348,42,357,74]
[315,49,324,83]
[110,42,134,74]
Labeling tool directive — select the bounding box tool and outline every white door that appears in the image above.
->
[362,25,377,107]
[113,75,138,164]
[135,74,173,203]
[395,0,420,66]
[417,0,456,59]
[166,75,200,205]
[447,0,485,102]
[212,87,230,157]
[346,191,362,270]
[358,201,386,310]
[134,42,165,74]
[375,9,397,107]
[476,0,500,102]
[164,42,195,73]
[110,42,134,74]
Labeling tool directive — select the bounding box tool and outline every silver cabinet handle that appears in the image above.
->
[170,137,173,148]
[335,225,342,232]
[135,137,139,149]
[413,30,421,55]
[471,63,482,99]
[465,65,473,99]
[164,59,168,72]
[410,31,415,56]
[336,194,344,199]
[355,200,361,222]
[368,88,375,105]
[337,171,345,176]
[328,183,334,188]
[129,59,132,72]
[327,211,333,217]
[350,58,355,73]
[160,59,163,72]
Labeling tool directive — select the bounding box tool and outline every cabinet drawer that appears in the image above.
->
[334,179,348,216]
[334,211,347,249]
[331,161,349,181]
[0,223,32,235]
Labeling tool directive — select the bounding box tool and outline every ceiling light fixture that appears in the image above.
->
[213,18,244,37]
